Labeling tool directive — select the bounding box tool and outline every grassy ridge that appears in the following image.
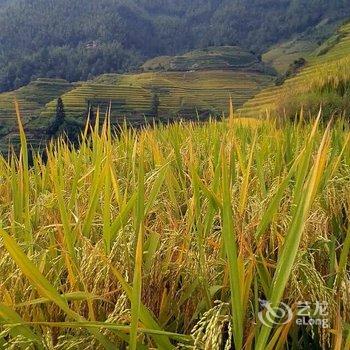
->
[0,78,76,152]
[239,22,350,117]
[0,113,349,349]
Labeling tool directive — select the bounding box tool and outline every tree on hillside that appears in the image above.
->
[47,97,66,138]
[150,93,160,119]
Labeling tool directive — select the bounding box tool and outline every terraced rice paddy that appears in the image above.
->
[41,70,273,124]
[0,46,274,151]
[0,16,350,350]
[141,46,270,72]
[0,79,75,134]
[0,79,76,152]
[238,22,350,118]
[262,39,317,74]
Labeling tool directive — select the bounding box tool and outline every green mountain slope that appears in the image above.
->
[0,0,349,92]
[261,17,348,74]
[2,20,350,151]
[238,21,350,118]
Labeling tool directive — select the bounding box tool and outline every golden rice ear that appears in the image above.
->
[228,96,235,128]
[229,95,234,119]
[13,99,32,245]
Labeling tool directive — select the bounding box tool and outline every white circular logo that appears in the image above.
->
[258,300,293,327]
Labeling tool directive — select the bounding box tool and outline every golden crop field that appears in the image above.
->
[0,108,349,349]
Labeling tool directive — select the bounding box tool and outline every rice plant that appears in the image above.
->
[0,106,349,349]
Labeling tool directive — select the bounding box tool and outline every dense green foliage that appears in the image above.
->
[0,0,349,92]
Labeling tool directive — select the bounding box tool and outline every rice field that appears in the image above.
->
[0,107,349,349]
[0,79,77,153]
[41,70,273,123]
[0,79,76,132]
[262,39,317,74]
[0,57,274,152]
[141,46,270,73]
[239,22,350,118]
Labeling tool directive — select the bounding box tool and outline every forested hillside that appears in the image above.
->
[0,0,349,92]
